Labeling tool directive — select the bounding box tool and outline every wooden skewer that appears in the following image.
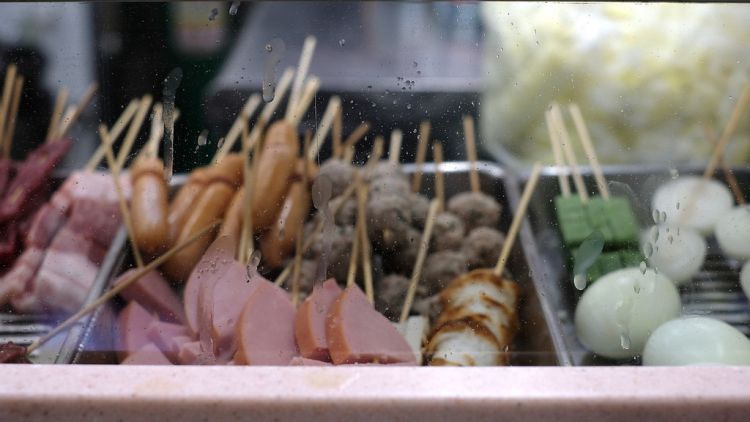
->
[291,132,313,306]
[389,129,403,165]
[116,94,153,169]
[704,125,744,205]
[356,183,374,303]
[0,65,18,147]
[26,219,221,354]
[333,105,343,159]
[433,141,445,212]
[99,125,144,269]
[260,67,295,124]
[56,82,99,139]
[463,115,481,193]
[143,103,164,159]
[411,120,431,192]
[290,76,321,127]
[84,99,140,171]
[2,75,23,158]
[238,123,260,265]
[308,96,341,161]
[342,121,371,163]
[569,103,609,200]
[494,162,542,277]
[212,93,261,164]
[550,103,588,202]
[400,199,440,323]
[346,207,361,287]
[703,84,750,179]
[286,36,317,121]
[45,87,68,143]
[545,108,571,197]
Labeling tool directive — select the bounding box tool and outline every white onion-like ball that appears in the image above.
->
[643,316,750,366]
[641,225,706,285]
[652,176,733,235]
[741,261,750,301]
[715,206,750,260]
[575,267,681,359]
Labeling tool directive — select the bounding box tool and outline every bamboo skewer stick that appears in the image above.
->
[116,94,153,169]
[290,77,321,127]
[411,120,431,192]
[238,123,260,265]
[212,93,261,164]
[494,162,542,277]
[308,96,341,161]
[704,125,745,205]
[260,67,295,124]
[342,121,371,163]
[46,87,68,143]
[143,103,164,159]
[569,103,609,200]
[400,199,440,323]
[2,75,23,158]
[26,219,221,355]
[389,129,403,165]
[56,82,99,139]
[0,65,18,147]
[84,99,140,171]
[357,183,374,304]
[433,141,445,212]
[463,115,481,193]
[703,84,750,179]
[286,36,317,121]
[346,209,361,287]
[99,125,144,269]
[333,105,343,159]
[550,103,588,202]
[545,108,571,197]
[291,132,313,306]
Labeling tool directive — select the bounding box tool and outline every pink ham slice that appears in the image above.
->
[294,278,342,362]
[178,341,203,365]
[117,301,157,362]
[116,269,185,324]
[121,343,173,365]
[326,285,416,365]
[168,335,193,363]
[183,235,238,335]
[234,280,298,365]
[209,263,263,358]
[146,321,189,362]
[0,248,43,306]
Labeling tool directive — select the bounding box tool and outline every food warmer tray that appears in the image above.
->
[521,165,750,366]
[72,161,564,366]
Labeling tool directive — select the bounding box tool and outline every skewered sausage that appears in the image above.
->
[130,155,170,257]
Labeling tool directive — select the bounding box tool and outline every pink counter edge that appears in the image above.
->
[1,366,749,421]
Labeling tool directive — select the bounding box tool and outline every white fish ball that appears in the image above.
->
[715,206,750,260]
[642,225,706,285]
[652,176,733,235]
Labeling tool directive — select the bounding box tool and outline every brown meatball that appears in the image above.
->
[376,274,408,319]
[412,294,441,323]
[369,176,410,198]
[317,158,355,198]
[366,194,413,251]
[421,250,468,295]
[409,193,430,229]
[367,161,406,182]
[382,239,419,275]
[305,224,355,283]
[447,191,502,231]
[463,227,506,270]
[431,212,465,252]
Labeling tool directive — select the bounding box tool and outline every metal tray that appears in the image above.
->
[521,165,750,366]
[74,161,564,366]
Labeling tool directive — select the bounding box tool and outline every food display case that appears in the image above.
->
[2,2,750,420]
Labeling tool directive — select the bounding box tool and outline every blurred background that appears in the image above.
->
[1,1,749,172]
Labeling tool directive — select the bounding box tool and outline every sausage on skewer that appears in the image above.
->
[130,155,170,257]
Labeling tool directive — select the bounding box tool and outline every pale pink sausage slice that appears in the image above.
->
[178,341,203,365]
[294,278,341,361]
[234,280,298,365]
[168,335,193,363]
[183,235,238,335]
[146,321,189,362]
[326,285,416,365]
[117,301,157,362]
[117,269,185,324]
[121,343,173,365]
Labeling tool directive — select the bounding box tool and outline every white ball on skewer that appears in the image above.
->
[740,261,750,301]
[651,176,733,235]
[642,316,750,366]
[641,224,706,285]
[574,267,681,360]
[715,206,750,261]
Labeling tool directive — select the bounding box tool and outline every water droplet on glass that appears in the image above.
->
[668,235,674,244]
[338,39,346,47]
[406,103,412,110]
[639,261,647,274]
[197,129,208,146]
[229,1,240,15]
[643,242,653,259]
[633,283,641,294]
[660,211,667,223]
[573,273,587,291]
[620,333,631,350]
[216,138,225,150]
[209,8,218,21]
[676,201,680,210]
[413,61,418,68]
[651,226,659,243]
[246,250,262,280]
[652,209,660,224]
[265,43,273,52]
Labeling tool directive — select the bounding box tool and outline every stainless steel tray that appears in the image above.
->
[521,165,750,366]
[74,162,564,366]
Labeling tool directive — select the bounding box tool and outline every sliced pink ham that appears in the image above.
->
[116,269,185,324]
[121,343,173,365]
[117,301,157,362]
[326,285,416,365]
[66,199,121,249]
[209,262,263,357]
[178,341,203,365]
[0,248,42,306]
[294,278,341,362]
[146,321,189,362]
[234,280,298,366]
[168,335,193,363]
